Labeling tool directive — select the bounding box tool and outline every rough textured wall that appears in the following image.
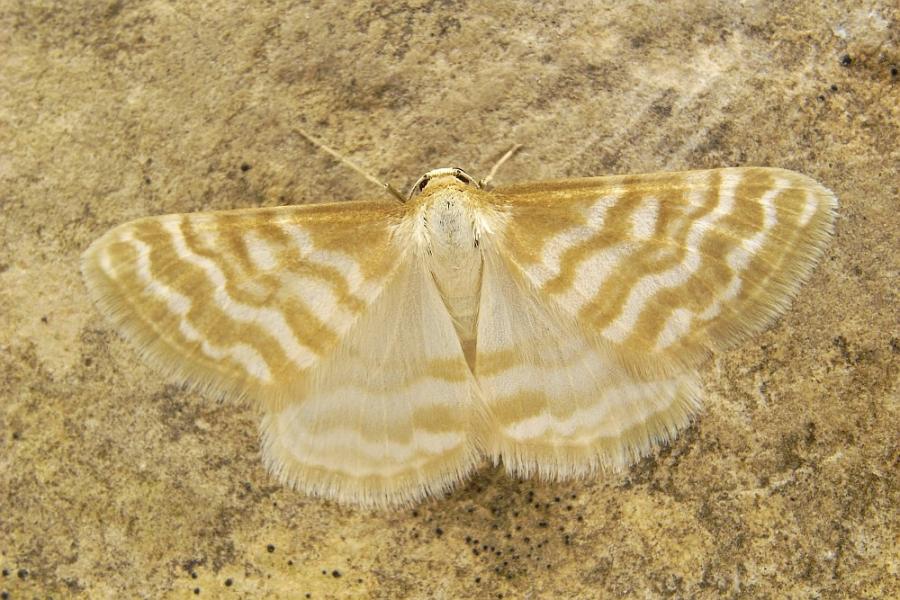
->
[1,1,897,598]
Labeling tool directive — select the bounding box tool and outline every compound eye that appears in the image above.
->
[407,174,432,200]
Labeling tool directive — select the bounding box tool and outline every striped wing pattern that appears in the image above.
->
[261,256,482,506]
[492,167,837,374]
[473,167,836,476]
[83,201,486,506]
[475,249,702,477]
[82,201,403,409]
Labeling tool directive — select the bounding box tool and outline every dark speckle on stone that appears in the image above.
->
[1,591,8,600]
[435,527,444,537]
[890,66,898,77]
[830,84,838,91]
[17,569,27,580]
[0,570,6,577]
[193,588,200,595]
[266,544,275,553]
[840,54,852,66]
[332,570,342,578]
[240,163,251,172]
[224,578,233,587]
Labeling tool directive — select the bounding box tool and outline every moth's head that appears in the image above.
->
[407,167,480,201]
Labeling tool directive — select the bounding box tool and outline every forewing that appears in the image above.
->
[475,249,701,476]
[82,201,402,410]
[491,167,837,373]
[260,254,483,507]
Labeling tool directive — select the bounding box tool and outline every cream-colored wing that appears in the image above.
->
[491,167,837,374]
[82,201,402,411]
[260,255,483,507]
[475,249,701,477]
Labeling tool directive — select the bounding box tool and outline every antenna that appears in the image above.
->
[294,126,406,203]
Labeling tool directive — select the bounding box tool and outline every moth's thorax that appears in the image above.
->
[420,185,481,255]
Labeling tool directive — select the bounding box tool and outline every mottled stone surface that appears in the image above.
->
[1,1,897,598]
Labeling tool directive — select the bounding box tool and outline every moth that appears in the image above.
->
[82,147,837,508]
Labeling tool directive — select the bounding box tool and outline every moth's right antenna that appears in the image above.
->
[295,126,406,203]
[480,144,523,189]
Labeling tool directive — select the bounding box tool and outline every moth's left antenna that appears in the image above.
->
[295,126,406,203]
[480,144,523,189]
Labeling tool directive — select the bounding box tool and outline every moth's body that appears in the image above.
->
[409,171,490,364]
[82,162,837,508]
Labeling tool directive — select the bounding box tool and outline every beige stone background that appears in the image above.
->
[1,1,897,598]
